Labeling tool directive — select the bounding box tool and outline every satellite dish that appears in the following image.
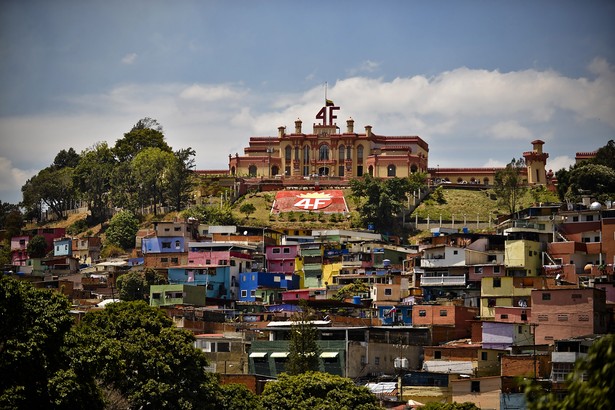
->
[243,231,248,235]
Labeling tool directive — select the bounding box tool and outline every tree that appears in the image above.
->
[21,166,76,221]
[567,163,615,202]
[52,147,81,170]
[525,334,615,410]
[26,234,48,258]
[286,300,321,375]
[0,201,23,239]
[240,203,256,219]
[104,210,139,250]
[166,148,197,212]
[350,175,423,234]
[114,118,172,163]
[260,371,381,410]
[332,280,370,301]
[493,157,526,215]
[0,277,104,409]
[73,301,222,409]
[73,142,116,222]
[115,271,148,301]
[219,383,263,410]
[131,147,175,215]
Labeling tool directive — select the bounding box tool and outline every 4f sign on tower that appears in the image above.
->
[315,102,339,126]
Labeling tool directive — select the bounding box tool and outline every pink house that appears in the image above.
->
[266,244,299,274]
[531,288,609,345]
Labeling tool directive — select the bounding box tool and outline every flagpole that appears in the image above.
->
[325,81,327,104]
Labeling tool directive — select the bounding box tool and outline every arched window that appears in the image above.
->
[410,164,418,173]
[319,144,330,161]
[271,165,279,176]
[339,145,345,161]
[303,146,310,176]
[248,165,257,177]
[357,145,364,162]
[294,146,300,160]
[368,165,374,176]
[387,164,396,177]
[483,177,490,185]
[346,146,351,160]
[231,166,236,176]
[285,146,291,161]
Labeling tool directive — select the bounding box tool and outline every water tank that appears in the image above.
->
[352,296,362,305]
[589,202,602,210]
[462,227,469,234]
[394,357,409,370]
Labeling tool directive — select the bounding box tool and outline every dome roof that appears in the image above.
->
[589,202,602,210]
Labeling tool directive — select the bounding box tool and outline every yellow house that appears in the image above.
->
[504,239,542,276]
[480,276,544,318]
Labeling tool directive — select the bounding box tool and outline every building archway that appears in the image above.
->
[410,164,418,173]
[271,165,279,176]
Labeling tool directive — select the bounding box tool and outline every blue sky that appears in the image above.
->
[1,0,614,204]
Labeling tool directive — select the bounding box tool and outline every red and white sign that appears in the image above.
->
[272,190,349,214]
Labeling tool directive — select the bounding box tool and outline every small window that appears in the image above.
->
[171,257,178,263]
[537,314,548,321]
[250,290,256,297]
[419,310,427,317]
[481,352,488,360]
[453,250,458,255]
[375,357,380,365]
[493,266,501,274]
[474,267,483,274]
[384,288,392,296]
[272,248,281,254]
[542,293,551,301]
[216,342,230,352]
[521,313,528,321]
[493,278,501,288]
[162,242,171,249]
[160,257,168,262]
[152,293,161,299]
[283,248,291,254]
[557,314,568,321]
[518,325,523,334]
[241,290,247,297]
[434,351,442,359]
[439,310,448,317]
[500,314,509,319]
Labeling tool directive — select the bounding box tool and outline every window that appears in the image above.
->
[339,145,345,161]
[578,314,589,322]
[160,257,168,262]
[171,257,178,263]
[419,310,427,317]
[357,145,364,162]
[471,381,480,393]
[518,325,523,334]
[488,298,496,308]
[493,278,501,288]
[586,215,593,222]
[250,290,256,297]
[434,351,442,359]
[162,242,171,249]
[557,314,568,321]
[175,240,181,249]
[493,266,501,274]
[474,267,483,274]
[283,247,291,254]
[537,314,548,321]
[285,146,292,161]
[174,226,181,232]
[319,144,330,160]
[439,310,448,317]
[542,293,551,301]
[387,164,396,177]
[272,248,280,254]
[481,351,488,360]
[375,357,380,365]
[241,290,247,297]
[384,288,392,296]
[152,293,161,299]
[521,313,528,321]
[453,250,458,255]
[500,314,509,319]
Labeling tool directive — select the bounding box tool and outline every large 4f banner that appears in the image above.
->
[271,190,349,214]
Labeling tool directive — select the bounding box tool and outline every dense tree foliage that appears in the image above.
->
[73,142,116,222]
[525,334,615,410]
[287,300,321,375]
[132,147,176,215]
[21,166,77,221]
[166,148,197,212]
[332,280,370,301]
[181,204,237,225]
[239,203,256,219]
[104,210,139,250]
[116,269,167,301]
[52,148,81,170]
[26,234,48,258]
[0,201,23,239]
[0,277,103,409]
[493,158,527,215]
[350,173,426,234]
[219,383,263,410]
[73,301,222,409]
[555,140,615,203]
[260,371,381,410]
[114,118,172,163]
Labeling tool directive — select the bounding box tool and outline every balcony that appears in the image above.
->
[552,351,586,363]
[420,274,466,287]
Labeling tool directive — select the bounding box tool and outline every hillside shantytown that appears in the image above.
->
[2,104,614,410]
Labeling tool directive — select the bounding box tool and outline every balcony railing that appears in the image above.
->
[420,274,466,287]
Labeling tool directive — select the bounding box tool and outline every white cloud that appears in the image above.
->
[348,60,381,76]
[0,157,36,203]
[488,121,533,140]
[546,155,575,173]
[121,53,138,65]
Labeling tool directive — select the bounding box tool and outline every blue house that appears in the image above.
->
[53,237,72,257]
[377,305,413,326]
[168,265,233,300]
[142,236,187,254]
[239,271,300,303]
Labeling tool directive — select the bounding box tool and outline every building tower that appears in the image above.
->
[523,140,549,185]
